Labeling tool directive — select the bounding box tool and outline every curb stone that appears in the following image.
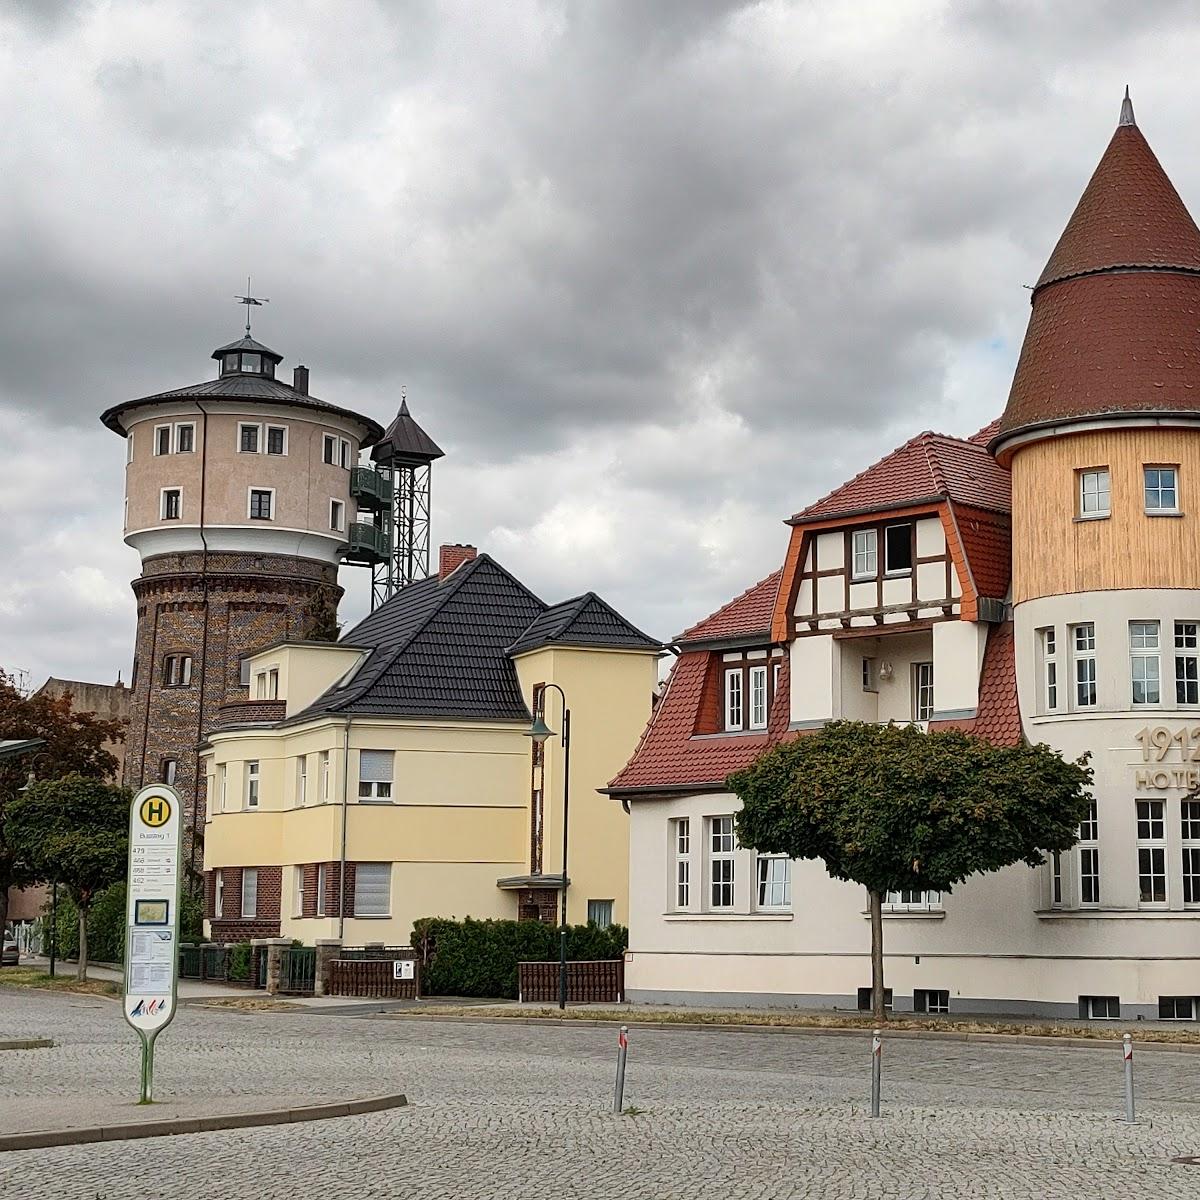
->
[380,1012,1200,1054]
[0,1092,408,1153]
[0,1039,53,1051]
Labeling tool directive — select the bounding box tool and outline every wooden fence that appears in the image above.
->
[328,956,420,999]
[518,959,625,1004]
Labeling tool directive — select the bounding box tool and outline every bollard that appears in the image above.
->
[613,1025,629,1113]
[1122,1033,1135,1123]
[870,1028,882,1118]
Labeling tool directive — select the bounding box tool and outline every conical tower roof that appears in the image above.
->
[370,397,444,465]
[993,92,1200,459]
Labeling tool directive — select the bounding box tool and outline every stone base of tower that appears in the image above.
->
[124,550,342,885]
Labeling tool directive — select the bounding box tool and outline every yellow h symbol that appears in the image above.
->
[140,796,171,828]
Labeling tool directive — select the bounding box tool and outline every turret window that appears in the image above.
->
[1071,623,1097,707]
[1144,466,1179,513]
[266,425,287,455]
[1176,623,1199,705]
[154,425,171,456]
[242,352,262,374]
[161,488,182,520]
[175,423,195,453]
[248,489,274,520]
[1130,621,1161,706]
[239,424,260,453]
[1078,468,1110,518]
[163,654,192,687]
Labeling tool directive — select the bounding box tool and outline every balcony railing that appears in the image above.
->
[350,466,392,511]
[341,521,390,565]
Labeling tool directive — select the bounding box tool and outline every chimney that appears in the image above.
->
[439,543,477,580]
[293,365,309,395]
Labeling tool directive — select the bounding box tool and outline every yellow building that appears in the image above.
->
[199,545,660,945]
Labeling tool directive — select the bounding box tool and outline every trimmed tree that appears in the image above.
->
[729,720,1092,1021]
[0,669,124,935]
[7,774,130,980]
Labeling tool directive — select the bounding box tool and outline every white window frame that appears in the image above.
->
[1183,800,1200,908]
[160,487,182,521]
[265,424,288,456]
[254,667,279,700]
[154,424,172,456]
[322,433,338,465]
[1050,850,1063,907]
[709,816,736,909]
[358,749,394,802]
[883,889,942,912]
[340,437,352,469]
[1136,798,1167,908]
[1160,996,1197,1021]
[330,499,345,532]
[862,657,877,693]
[245,760,260,810]
[238,422,262,454]
[248,487,275,521]
[1144,465,1179,513]
[353,862,391,918]
[1130,621,1161,707]
[883,523,913,576]
[320,750,331,802]
[1078,468,1110,518]
[1083,995,1120,1020]
[851,529,877,580]
[914,988,950,1014]
[174,422,195,454]
[1176,622,1199,706]
[756,854,791,910]
[292,865,304,918]
[724,669,743,732]
[218,764,227,812]
[1071,623,1097,709]
[214,869,224,918]
[912,662,934,723]
[316,863,327,917]
[297,756,308,807]
[587,899,614,928]
[241,867,258,918]
[1039,627,1059,713]
[1078,798,1099,906]
[673,818,690,910]
[126,431,134,463]
[748,665,768,730]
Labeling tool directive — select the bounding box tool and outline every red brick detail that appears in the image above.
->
[212,700,287,728]
[929,622,1021,747]
[206,864,283,941]
[608,651,791,793]
[438,544,477,580]
[1036,122,1200,291]
[793,432,1010,524]
[517,888,559,923]
[679,570,782,644]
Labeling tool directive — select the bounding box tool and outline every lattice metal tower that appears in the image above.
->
[370,397,444,608]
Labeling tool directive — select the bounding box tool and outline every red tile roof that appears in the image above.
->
[950,504,1011,600]
[678,569,782,644]
[1037,122,1200,291]
[997,108,1200,447]
[967,418,1001,445]
[606,650,791,794]
[792,432,1010,523]
[929,622,1021,746]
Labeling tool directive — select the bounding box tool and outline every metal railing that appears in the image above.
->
[350,466,393,510]
[279,946,316,995]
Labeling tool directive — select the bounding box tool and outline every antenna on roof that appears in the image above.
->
[1119,85,1136,128]
[235,274,270,337]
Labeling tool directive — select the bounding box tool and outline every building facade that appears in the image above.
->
[199,545,660,945]
[610,96,1200,1019]
[101,337,385,880]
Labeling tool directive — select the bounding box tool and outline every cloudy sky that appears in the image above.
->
[1,0,1198,687]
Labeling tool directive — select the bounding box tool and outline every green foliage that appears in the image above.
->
[7,775,130,910]
[227,942,252,982]
[47,882,204,965]
[411,917,628,999]
[729,721,1093,896]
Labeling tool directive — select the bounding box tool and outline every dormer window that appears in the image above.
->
[242,352,262,374]
[721,649,778,732]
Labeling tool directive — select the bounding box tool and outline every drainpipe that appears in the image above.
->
[191,400,212,886]
[338,719,351,938]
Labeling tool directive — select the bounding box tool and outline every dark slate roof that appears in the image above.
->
[294,555,547,722]
[212,335,282,361]
[371,398,444,465]
[505,592,661,656]
[100,373,384,443]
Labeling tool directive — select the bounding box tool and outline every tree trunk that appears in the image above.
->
[77,905,88,982]
[0,888,8,944]
[869,888,887,1023]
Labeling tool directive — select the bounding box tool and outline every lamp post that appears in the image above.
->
[526,683,571,1010]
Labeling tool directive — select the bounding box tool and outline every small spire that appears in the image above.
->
[400,386,409,416]
[1119,85,1136,128]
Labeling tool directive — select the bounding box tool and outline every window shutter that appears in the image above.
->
[358,750,394,782]
[353,863,391,916]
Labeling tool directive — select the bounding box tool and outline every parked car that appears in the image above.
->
[1,932,18,966]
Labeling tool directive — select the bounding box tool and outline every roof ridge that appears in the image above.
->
[919,433,949,495]
[571,591,661,648]
[791,431,933,519]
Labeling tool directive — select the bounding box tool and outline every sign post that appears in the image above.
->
[122,784,183,1104]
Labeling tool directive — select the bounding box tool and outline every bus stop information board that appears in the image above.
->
[122,783,182,1102]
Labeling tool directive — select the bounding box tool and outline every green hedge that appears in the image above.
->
[48,882,205,964]
[411,916,627,999]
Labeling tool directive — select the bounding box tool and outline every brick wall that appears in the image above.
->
[124,550,341,884]
[205,864,283,941]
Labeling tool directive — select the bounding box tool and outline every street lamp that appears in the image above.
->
[526,683,571,1010]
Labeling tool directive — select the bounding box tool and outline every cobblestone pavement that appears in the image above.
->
[3,988,1200,1198]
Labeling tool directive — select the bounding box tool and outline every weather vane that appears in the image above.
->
[235,275,269,337]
